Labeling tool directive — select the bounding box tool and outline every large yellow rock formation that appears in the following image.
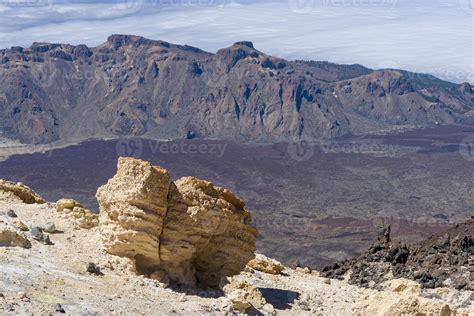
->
[96,157,257,287]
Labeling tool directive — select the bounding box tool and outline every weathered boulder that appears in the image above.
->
[247,254,285,275]
[0,222,31,248]
[159,177,257,287]
[222,280,267,312]
[352,278,471,316]
[97,158,170,273]
[96,157,257,287]
[56,199,98,229]
[0,180,45,204]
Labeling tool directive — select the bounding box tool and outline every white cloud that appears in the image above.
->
[0,0,472,83]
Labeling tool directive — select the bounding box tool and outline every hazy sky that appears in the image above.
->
[0,0,472,83]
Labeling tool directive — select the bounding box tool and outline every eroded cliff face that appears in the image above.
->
[1,35,472,144]
[96,158,170,273]
[96,157,257,287]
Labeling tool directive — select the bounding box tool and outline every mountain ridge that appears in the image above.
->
[0,34,472,144]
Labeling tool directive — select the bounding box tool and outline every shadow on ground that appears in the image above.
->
[259,288,300,309]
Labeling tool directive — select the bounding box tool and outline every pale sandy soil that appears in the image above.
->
[0,194,363,315]
[0,193,473,315]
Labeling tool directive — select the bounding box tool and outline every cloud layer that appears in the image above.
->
[0,0,472,83]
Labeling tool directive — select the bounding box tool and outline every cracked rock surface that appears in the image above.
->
[97,157,257,287]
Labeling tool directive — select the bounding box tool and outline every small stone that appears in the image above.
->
[54,303,66,313]
[292,260,302,269]
[262,303,275,314]
[436,287,450,295]
[13,220,29,232]
[322,278,331,285]
[17,291,27,299]
[86,262,103,275]
[43,234,54,246]
[6,209,17,218]
[43,222,56,233]
[30,226,44,240]
[0,293,4,299]
[3,303,14,312]
[296,267,312,274]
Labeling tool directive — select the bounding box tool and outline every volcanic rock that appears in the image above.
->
[86,262,103,276]
[323,219,474,291]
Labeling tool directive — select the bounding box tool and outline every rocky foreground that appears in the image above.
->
[0,158,473,315]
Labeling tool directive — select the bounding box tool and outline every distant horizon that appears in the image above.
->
[3,32,472,86]
[0,0,472,83]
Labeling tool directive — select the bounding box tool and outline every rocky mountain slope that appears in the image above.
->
[0,35,473,144]
[0,158,473,314]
